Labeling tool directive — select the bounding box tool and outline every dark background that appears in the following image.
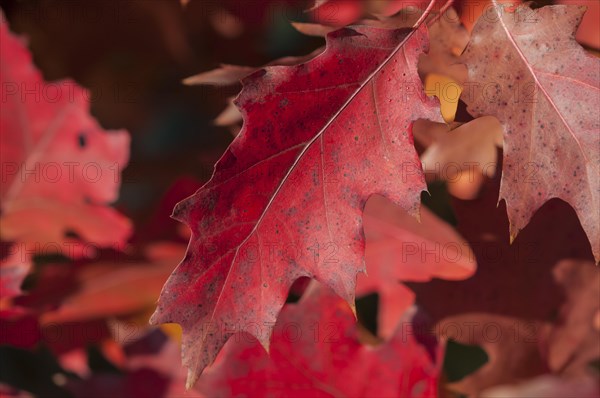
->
[0,0,321,227]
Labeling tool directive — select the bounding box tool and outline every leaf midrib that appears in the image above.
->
[1,54,73,205]
[180,1,439,381]
[495,4,591,164]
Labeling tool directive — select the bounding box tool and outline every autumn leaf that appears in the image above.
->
[440,313,547,396]
[557,0,600,50]
[439,259,599,397]
[545,259,600,378]
[39,242,185,325]
[197,282,439,398]
[417,116,503,199]
[297,6,469,83]
[41,177,201,325]
[0,14,131,255]
[459,3,600,260]
[408,167,597,396]
[417,7,469,84]
[189,6,466,131]
[151,21,442,387]
[419,117,503,178]
[309,0,433,26]
[308,0,364,27]
[358,194,475,338]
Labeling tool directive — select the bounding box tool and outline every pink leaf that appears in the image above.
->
[0,13,131,255]
[460,3,600,260]
[358,195,475,337]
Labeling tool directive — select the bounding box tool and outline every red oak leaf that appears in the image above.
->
[437,259,599,396]
[39,242,185,325]
[358,194,475,338]
[297,6,469,83]
[197,282,439,398]
[417,116,503,199]
[151,23,441,386]
[309,0,434,27]
[308,0,364,27]
[557,0,600,49]
[459,3,600,260]
[408,163,597,396]
[0,13,131,255]
[417,6,469,83]
[40,177,201,327]
[545,259,600,378]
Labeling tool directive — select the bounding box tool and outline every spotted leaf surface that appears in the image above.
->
[150,25,440,387]
[460,4,600,260]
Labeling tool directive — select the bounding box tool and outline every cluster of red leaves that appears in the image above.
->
[153,0,599,395]
[0,7,210,396]
[1,0,598,397]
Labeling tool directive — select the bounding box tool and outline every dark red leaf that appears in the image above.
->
[151,25,441,386]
